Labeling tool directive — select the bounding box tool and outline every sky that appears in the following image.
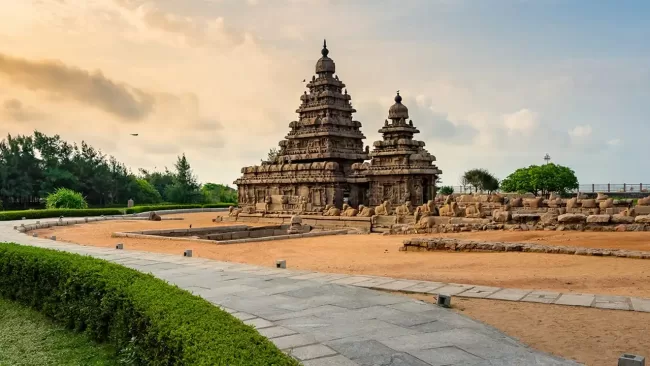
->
[1,0,649,187]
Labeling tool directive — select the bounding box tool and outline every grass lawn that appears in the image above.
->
[0,297,119,366]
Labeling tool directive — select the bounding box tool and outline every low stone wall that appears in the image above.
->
[400,238,650,260]
[223,213,372,232]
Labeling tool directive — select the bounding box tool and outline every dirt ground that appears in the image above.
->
[405,293,650,366]
[31,212,650,298]
[31,213,650,364]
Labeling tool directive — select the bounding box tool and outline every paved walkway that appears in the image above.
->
[1,218,583,365]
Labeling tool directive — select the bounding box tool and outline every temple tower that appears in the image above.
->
[234,41,369,211]
[364,92,442,206]
[277,40,368,169]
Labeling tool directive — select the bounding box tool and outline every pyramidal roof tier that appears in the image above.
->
[275,40,369,163]
[365,91,442,176]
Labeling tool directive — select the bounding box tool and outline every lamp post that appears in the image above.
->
[544,153,551,165]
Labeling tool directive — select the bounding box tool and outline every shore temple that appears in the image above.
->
[234,41,441,213]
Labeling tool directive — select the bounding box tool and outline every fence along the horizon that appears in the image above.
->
[449,183,650,194]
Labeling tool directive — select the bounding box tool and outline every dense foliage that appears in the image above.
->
[45,188,88,209]
[460,169,500,193]
[500,163,579,197]
[0,132,236,210]
[438,186,454,195]
[0,244,299,365]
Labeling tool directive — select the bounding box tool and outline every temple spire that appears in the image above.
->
[321,39,329,57]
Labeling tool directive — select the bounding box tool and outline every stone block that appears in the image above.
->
[437,294,451,308]
[183,249,192,257]
[612,215,635,224]
[50,235,56,241]
[276,259,286,269]
[32,233,37,237]
[558,213,587,223]
[618,354,645,366]
[634,205,650,215]
[586,214,611,224]
[115,243,124,250]
[635,215,650,223]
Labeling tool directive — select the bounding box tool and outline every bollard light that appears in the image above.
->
[437,294,451,308]
[619,354,645,366]
[183,249,193,257]
[276,260,286,269]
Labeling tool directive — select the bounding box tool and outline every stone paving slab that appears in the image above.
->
[554,294,595,307]
[521,291,562,304]
[14,217,650,365]
[488,288,531,301]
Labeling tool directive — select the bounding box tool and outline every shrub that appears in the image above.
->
[0,244,298,365]
[0,208,124,221]
[45,188,88,209]
[438,186,454,196]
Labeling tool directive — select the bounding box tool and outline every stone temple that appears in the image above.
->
[234,41,441,213]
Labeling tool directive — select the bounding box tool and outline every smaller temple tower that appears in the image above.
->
[363,92,442,207]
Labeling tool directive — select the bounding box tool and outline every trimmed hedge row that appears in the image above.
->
[0,244,298,365]
[0,208,125,221]
[0,203,236,221]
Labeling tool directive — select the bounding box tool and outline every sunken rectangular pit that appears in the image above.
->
[113,224,349,245]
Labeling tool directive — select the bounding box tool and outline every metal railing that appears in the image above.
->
[445,184,649,194]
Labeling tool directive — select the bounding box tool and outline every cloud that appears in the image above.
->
[0,52,154,121]
[111,0,244,49]
[1,98,44,122]
[568,124,592,139]
[503,109,538,137]
[607,138,621,146]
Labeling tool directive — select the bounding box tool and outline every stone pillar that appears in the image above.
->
[127,199,134,208]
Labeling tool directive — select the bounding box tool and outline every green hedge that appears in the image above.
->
[0,244,298,365]
[0,204,237,221]
[0,208,125,221]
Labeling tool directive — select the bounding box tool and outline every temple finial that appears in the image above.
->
[395,90,402,103]
[321,39,329,57]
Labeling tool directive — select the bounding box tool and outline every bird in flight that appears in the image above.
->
[130,133,139,136]
[302,79,306,82]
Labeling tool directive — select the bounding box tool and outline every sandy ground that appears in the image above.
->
[32,213,650,298]
[404,293,650,366]
[30,213,650,364]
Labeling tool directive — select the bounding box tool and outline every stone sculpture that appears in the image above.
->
[148,211,162,221]
[599,198,614,210]
[510,197,523,208]
[524,197,544,209]
[566,197,578,210]
[357,205,375,217]
[323,204,341,216]
[465,202,484,218]
[287,215,303,234]
[341,204,359,217]
[374,201,391,215]
[395,201,413,216]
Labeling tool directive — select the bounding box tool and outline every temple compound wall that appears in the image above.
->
[234,41,442,215]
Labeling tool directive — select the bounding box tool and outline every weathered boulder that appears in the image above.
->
[611,214,635,224]
[599,198,614,209]
[586,214,611,224]
[492,210,511,223]
[596,193,609,201]
[634,215,650,223]
[512,213,541,222]
[524,197,544,209]
[566,198,578,210]
[581,199,597,208]
[615,224,627,232]
[634,205,650,215]
[558,213,587,223]
[638,196,650,206]
[540,212,559,225]
[510,197,523,207]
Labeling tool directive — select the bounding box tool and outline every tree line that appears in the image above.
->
[438,164,579,197]
[0,131,236,210]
